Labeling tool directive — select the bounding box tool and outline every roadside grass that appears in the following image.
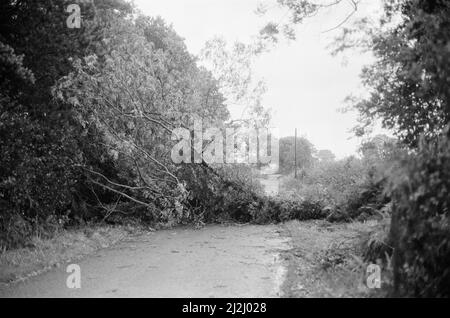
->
[282,219,391,297]
[0,224,143,284]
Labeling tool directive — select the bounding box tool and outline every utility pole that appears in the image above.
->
[294,128,298,179]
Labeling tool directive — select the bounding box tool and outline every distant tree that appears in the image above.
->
[278,136,315,174]
[359,135,399,162]
[316,149,336,163]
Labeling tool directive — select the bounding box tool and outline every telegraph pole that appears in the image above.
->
[294,128,298,179]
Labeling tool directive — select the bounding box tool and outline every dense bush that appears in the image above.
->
[248,193,326,224]
[281,147,395,222]
[0,1,135,249]
[361,212,392,265]
[1,5,324,249]
[0,109,80,247]
[0,41,80,248]
[281,156,366,206]
[388,127,450,297]
[178,163,328,225]
[332,0,450,296]
[281,135,404,221]
[259,0,450,297]
[174,164,261,223]
[1,1,262,249]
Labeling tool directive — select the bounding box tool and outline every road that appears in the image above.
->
[0,224,290,298]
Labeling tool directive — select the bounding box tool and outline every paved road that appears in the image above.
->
[0,225,290,298]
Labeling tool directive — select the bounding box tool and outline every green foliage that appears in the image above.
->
[0,1,229,247]
[0,42,35,96]
[54,13,231,226]
[2,1,276,251]
[257,0,357,43]
[388,127,450,297]
[0,110,80,248]
[0,0,243,249]
[0,0,133,116]
[282,156,364,205]
[257,0,450,297]
[176,163,327,225]
[350,0,450,146]
[341,0,450,297]
[200,37,271,131]
[180,164,266,223]
[316,149,336,162]
[250,193,326,224]
[361,213,392,265]
[0,0,136,249]
[280,135,402,222]
[0,41,76,249]
[278,136,315,174]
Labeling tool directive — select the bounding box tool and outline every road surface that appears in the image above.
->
[0,224,290,298]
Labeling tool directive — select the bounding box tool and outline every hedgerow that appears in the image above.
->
[387,127,450,297]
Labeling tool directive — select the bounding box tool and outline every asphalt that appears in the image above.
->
[0,224,290,298]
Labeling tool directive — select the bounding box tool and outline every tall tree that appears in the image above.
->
[55,14,229,219]
[336,0,450,145]
[278,136,315,174]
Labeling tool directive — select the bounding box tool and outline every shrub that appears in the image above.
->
[281,156,392,222]
[249,193,326,224]
[361,212,392,264]
[388,127,450,297]
[0,110,79,249]
[281,157,367,205]
[177,164,263,223]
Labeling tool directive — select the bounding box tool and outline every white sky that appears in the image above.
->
[134,0,386,158]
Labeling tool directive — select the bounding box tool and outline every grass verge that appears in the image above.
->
[281,219,391,297]
[0,224,144,285]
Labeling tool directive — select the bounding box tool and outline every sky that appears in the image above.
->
[134,0,386,158]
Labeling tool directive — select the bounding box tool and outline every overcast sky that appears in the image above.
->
[134,0,386,158]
